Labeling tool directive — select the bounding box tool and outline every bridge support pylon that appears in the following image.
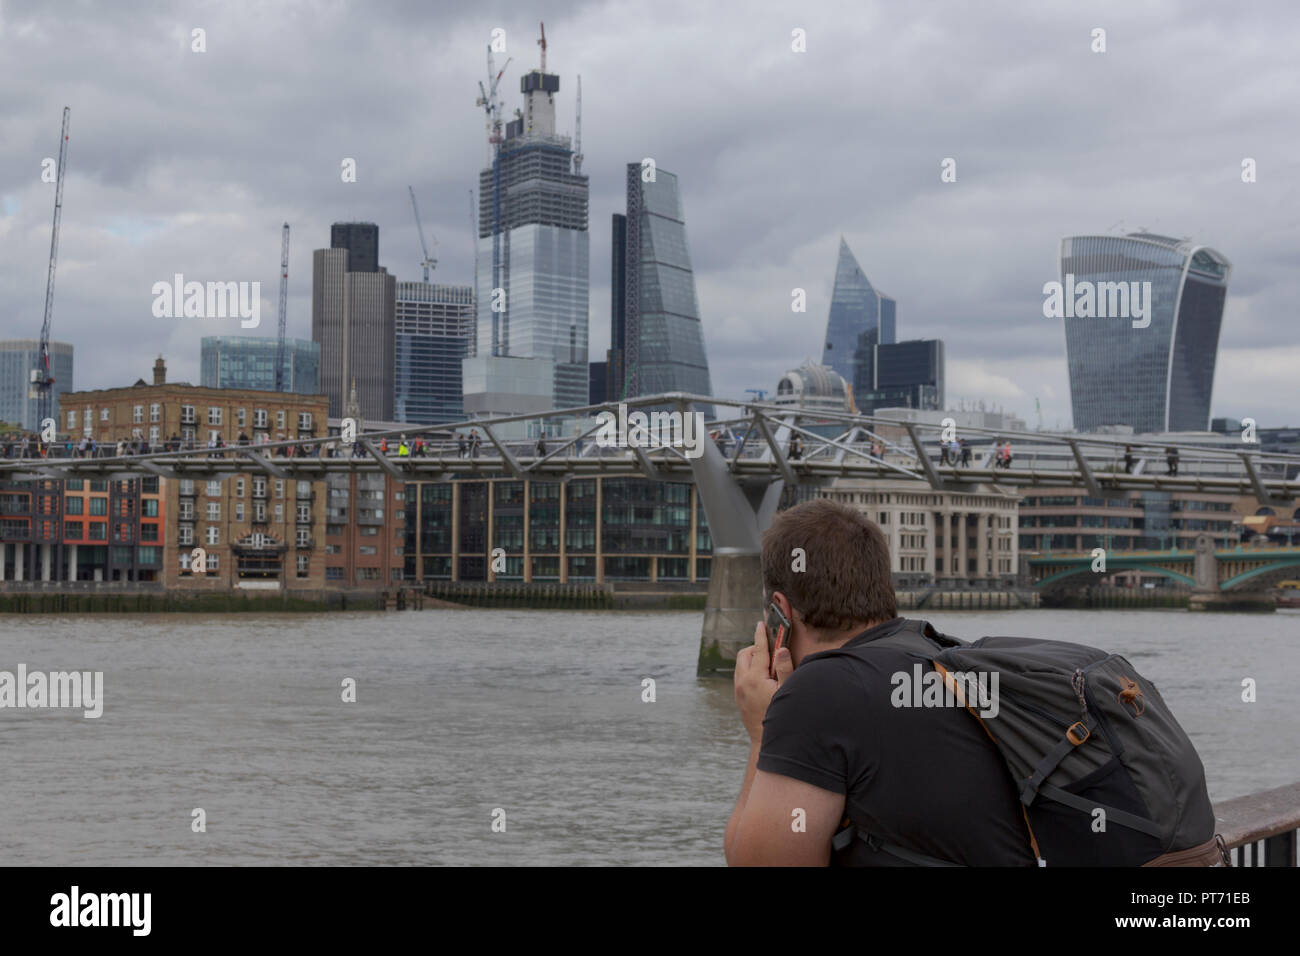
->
[1189,533,1275,611]
[688,413,786,676]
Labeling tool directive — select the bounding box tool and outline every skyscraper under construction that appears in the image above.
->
[469,29,590,415]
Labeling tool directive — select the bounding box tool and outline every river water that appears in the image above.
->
[0,608,1295,865]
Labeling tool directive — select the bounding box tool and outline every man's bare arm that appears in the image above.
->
[728,770,845,866]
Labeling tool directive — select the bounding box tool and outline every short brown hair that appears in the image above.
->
[761,498,896,634]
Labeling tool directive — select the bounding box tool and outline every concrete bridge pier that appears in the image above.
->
[699,549,765,675]
[688,411,787,676]
[1189,534,1274,611]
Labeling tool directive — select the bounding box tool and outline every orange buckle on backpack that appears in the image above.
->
[1066,721,1090,745]
[1118,675,1145,716]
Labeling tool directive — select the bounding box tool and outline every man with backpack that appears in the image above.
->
[724,499,1222,867]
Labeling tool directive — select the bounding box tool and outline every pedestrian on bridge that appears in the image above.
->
[960,439,971,466]
[457,433,467,458]
[1166,446,1179,476]
[1124,445,1135,474]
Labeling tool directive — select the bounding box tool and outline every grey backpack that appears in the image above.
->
[831,620,1224,866]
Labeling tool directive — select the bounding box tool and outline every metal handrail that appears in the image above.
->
[1215,780,1300,866]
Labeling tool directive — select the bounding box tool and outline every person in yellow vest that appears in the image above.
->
[398,436,410,457]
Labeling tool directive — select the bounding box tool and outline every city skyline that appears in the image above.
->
[3,1,1297,431]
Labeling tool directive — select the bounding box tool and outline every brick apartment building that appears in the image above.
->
[53,358,330,590]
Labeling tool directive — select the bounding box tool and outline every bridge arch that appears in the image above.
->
[1221,559,1300,591]
[1035,563,1196,591]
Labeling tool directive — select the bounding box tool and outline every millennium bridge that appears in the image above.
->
[4,393,1298,662]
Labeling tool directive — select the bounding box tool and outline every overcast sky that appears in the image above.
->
[2,0,1296,430]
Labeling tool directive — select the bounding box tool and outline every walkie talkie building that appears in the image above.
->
[1060,233,1231,433]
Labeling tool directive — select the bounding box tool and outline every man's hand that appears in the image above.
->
[734,620,794,742]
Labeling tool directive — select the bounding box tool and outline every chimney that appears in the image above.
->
[153,355,166,385]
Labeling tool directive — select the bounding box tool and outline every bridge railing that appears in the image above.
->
[4,393,1299,490]
[1215,780,1300,866]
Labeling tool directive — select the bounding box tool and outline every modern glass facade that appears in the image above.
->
[394,282,474,425]
[330,222,379,274]
[1060,233,1230,433]
[475,223,589,409]
[613,165,713,405]
[821,238,895,385]
[856,339,944,414]
[200,336,320,394]
[474,70,590,412]
[402,475,711,583]
[0,339,73,432]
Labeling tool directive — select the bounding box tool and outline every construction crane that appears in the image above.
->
[32,106,70,430]
[475,48,511,164]
[274,223,289,392]
[745,389,768,401]
[573,74,584,175]
[408,186,437,283]
[538,21,547,72]
[477,46,511,356]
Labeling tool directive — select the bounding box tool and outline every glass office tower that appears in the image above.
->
[855,338,944,414]
[610,165,713,405]
[1060,233,1230,433]
[474,59,589,411]
[0,339,74,432]
[821,238,895,386]
[395,282,474,424]
[200,336,320,394]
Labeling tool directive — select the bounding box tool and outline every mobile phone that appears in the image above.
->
[765,600,791,679]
